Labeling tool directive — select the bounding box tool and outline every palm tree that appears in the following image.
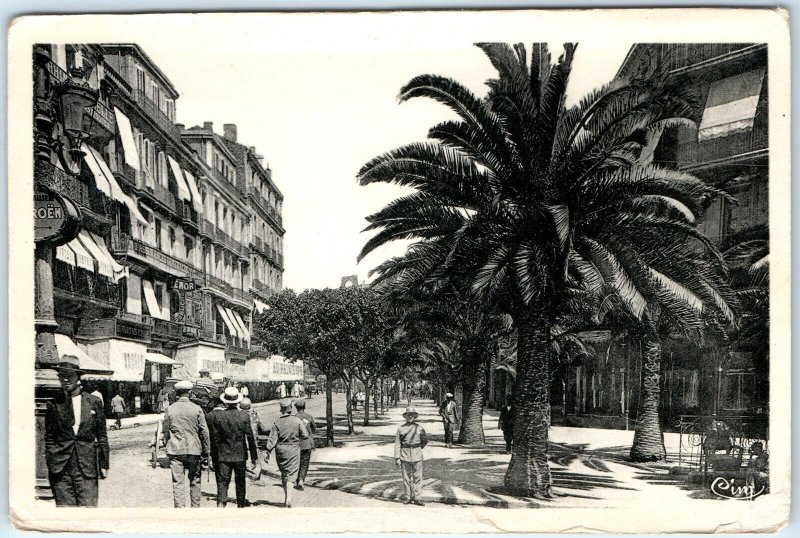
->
[358,42,730,497]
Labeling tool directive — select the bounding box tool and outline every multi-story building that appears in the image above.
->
[35,43,288,414]
[547,43,769,429]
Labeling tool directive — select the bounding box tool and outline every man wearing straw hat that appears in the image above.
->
[44,354,110,506]
[264,399,309,508]
[206,386,258,507]
[394,406,428,506]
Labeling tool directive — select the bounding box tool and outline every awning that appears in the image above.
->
[83,143,147,225]
[699,68,765,141]
[216,305,237,337]
[65,236,95,271]
[56,244,76,266]
[54,334,113,375]
[167,155,192,202]
[113,107,140,171]
[183,169,203,213]
[225,307,245,339]
[142,280,164,319]
[145,352,180,365]
[87,232,129,282]
[231,310,250,342]
[77,231,112,278]
[254,299,268,314]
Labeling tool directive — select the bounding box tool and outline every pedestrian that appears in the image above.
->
[161,380,211,508]
[264,399,309,507]
[438,392,460,448]
[239,397,263,439]
[198,367,211,380]
[191,378,219,415]
[351,391,358,411]
[391,383,399,406]
[498,400,515,454]
[44,354,109,507]
[293,399,316,490]
[357,390,365,409]
[240,384,249,400]
[87,383,104,406]
[394,406,428,506]
[110,391,126,429]
[278,382,287,399]
[206,387,258,508]
[157,385,170,413]
[291,382,300,398]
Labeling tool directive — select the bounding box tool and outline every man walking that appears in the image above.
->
[293,399,316,490]
[161,380,211,507]
[438,392,460,448]
[44,355,109,506]
[498,400,515,454]
[110,391,126,429]
[206,387,258,507]
[394,406,427,506]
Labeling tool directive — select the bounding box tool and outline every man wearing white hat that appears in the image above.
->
[161,380,211,507]
[394,406,428,505]
[438,393,460,448]
[206,387,258,507]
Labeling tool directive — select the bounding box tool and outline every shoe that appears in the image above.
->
[403,499,412,505]
[412,500,425,506]
[294,484,305,491]
[284,502,292,508]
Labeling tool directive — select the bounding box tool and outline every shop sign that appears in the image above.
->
[34,189,69,243]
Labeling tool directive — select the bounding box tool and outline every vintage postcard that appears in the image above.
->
[7,8,790,533]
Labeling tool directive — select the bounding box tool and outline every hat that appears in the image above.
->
[175,380,193,391]
[240,398,252,410]
[294,399,306,409]
[54,354,85,375]
[220,386,243,404]
[403,406,419,418]
[199,367,210,374]
[445,392,454,398]
[279,399,293,411]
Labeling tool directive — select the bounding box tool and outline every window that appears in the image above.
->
[165,99,175,121]
[154,282,164,306]
[168,226,176,251]
[151,82,161,108]
[185,236,194,261]
[135,67,146,92]
[155,219,162,249]
[214,201,220,228]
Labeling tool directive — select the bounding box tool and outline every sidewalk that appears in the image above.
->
[295,399,719,509]
[106,398,287,430]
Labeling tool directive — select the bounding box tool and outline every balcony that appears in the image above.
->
[179,202,199,229]
[151,318,185,341]
[131,90,181,143]
[232,288,252,304]
[53,260,120,310]
[199,219,216,239]
[150,182,177,214]
[111,161,137,190]
[675,124,768,169]
[111,233,203,280]
[35,160,115,223]
[204,273,234,297]
[77,311,153,343]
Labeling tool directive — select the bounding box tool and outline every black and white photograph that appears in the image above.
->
[7,8,790,534]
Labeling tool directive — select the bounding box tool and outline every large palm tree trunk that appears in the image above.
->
[458,353,487,445]
[629,334,667,462]
[504,314,553,498]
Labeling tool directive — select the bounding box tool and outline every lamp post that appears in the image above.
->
[32,45,98,495]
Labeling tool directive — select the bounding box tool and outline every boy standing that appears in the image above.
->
[394,406,427,506]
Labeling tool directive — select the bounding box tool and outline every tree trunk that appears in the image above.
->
[504,313,553,498]
[363,378,370,426]
[325,376,335,446]
[629,333,667,462]
[458,352,488,445]
[344,375,354,435]
[373,381,379,416]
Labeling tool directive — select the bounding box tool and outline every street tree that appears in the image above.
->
[358,42,731,496]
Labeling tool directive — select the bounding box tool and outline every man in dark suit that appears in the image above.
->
[44,355,109,507]
[498,401,515,454]
[205,387,257,507]
[438,392,460,448]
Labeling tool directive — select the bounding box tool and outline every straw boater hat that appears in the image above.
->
[54,354,85,375]
[220,386,243,404]
[445,392,454,399]
[175,380,193,391]
[403,406,419,418]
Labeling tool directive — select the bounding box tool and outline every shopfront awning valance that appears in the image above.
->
[145,352,180,365]
[216,304,237,337]
[183,169,203,213]
[167,155,192,202]
[113,107,140,171]
[699,68,765,141]
[54,334,113,375]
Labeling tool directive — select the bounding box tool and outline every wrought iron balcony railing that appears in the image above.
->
[131,89,181,143]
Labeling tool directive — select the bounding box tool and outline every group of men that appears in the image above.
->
[43,355,317,508]
[161,380,317,508]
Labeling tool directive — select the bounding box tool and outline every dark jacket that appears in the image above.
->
[439,399,460,425]
[206,407,258,463]
[44,391,109,477]
[295,411,317,451]
[498,405,515,432]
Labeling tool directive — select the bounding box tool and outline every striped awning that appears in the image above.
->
[183,169,204,213]
[82,143,148,225]
[216,305,237,337]
[699,68,765,141]
[56,236,94,271]
[167,155,192,202]
[231,310,250,342]
[113,107,140,171]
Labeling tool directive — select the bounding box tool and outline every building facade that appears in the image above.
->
[559,43,769,429]
[35,43,289,416]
